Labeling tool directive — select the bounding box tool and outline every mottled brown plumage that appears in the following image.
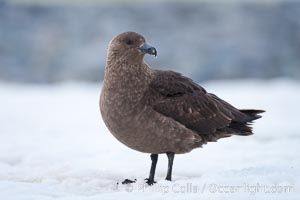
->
[100,32,264,184]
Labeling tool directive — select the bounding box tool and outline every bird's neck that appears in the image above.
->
[106,50,143,69]
[104,57,153,91]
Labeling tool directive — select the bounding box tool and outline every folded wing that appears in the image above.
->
[144,70,264,138]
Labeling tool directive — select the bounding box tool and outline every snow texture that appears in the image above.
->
[0,79,299,199]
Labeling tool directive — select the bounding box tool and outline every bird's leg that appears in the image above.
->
[145,154,158,185]
[165,152,175,181]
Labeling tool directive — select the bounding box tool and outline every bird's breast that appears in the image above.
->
[100,82,147,134]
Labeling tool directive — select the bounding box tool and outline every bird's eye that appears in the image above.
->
[125,39,133,45]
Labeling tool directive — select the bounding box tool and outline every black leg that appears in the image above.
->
[145,154,158,185]
[165,152,175,181]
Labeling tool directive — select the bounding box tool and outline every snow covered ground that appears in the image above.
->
[0,79,299,200]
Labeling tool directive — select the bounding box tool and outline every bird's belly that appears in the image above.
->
[102,103,200,154]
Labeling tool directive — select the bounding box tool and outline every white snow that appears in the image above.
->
[0,79,299,199]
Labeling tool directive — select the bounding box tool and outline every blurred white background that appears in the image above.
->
[0,0,299,199]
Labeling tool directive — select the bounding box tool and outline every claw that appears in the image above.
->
[144,178,156,185]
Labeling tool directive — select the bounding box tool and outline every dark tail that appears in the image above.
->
[239,109,265,121]
[227,109,265,136]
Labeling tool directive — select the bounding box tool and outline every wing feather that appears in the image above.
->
[144,70,241,135]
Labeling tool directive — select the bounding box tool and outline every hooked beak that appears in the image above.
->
[138,43,157,57]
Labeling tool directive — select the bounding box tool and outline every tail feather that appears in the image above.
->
[239,109,265,121]
[205,109,265,141]
[221,109,265,136]
[228,122,253,136]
